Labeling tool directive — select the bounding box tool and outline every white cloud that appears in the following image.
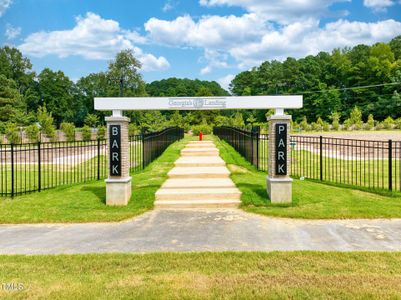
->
[145,10,401,73]
[0,0,12,17]
[230,19,401,68]
[163,0,177,12]
[5,23,21,39]
[363,0,394,12]
[145,13,266,49]
[199,0,350,24]
[217,74,235,91]
[18,12,169,72]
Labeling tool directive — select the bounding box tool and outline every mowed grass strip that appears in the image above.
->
[0,137,191,223]
[0,252,400,299]
[213,136,401,219]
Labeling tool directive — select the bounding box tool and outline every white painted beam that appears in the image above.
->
[94,96,303,111]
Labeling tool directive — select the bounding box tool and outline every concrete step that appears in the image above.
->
[181,148,219,156]
[174,156,225,167]
[168,167,230,178]
[186,143,215,148]
[162,178,235,189]
[156,187,241,201]
[154,199,241,209]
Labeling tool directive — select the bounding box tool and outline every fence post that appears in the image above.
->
[11,143,14,197]
[319,136,323,181]
[142,130,145,169]
[38,141,41,192]
[97,138,101,180]
[389,139,393,191]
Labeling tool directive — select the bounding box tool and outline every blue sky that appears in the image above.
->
[1,0,401,89]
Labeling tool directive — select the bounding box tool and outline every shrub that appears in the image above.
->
[129,123,140,136]
[322,122,330,131]
[367,114,375,130]
[60,122,76,142]
[37,106,56,140]
[311,122,322,131]
[80,125,92,141]
[25,124,40,142]
[192,124,212,136]
[395,118,401,129]
[299,116,311,131]
[383,116,394,130]
[376,122,385,130]
[343,119,352,130]
[84,114,99,128]
[5,123,20,144]
[330,112,340,131]
[97,125,106,139]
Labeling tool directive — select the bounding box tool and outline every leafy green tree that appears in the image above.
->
[107,49,147,97]
[231,112,245,127]
[0,75,25,124]
[169,111,184,127]
[0,46,34,93]
[38,68,74,126]
[389,35,401,60]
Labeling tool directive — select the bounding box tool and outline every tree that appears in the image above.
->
[389,35,401,60]
[0,75,25,124]
[0,46,34,92]
[60,122,76,142]
[38,68,74,126]
[107,49,147,97]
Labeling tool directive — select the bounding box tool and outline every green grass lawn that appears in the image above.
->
[0,252,400,299]
[0,137,190,223]
[213,136,401,219]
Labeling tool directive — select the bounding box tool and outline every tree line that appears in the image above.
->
[231,36,401,123]
[1,35,401,143]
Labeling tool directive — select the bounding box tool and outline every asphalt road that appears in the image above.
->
[1,209,400,254]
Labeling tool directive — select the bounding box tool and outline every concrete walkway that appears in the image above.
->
[1,209,400,254]
[155,140,241,208]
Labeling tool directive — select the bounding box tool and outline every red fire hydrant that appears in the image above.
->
[199,131,203,141]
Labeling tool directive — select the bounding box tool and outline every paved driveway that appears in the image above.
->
[0,209,400,254]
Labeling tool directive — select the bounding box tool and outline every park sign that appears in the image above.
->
[275,123,287,175]
[109,125,121,176]
[94,96,302,113]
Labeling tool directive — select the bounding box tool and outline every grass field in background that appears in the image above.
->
[213,136,401,219]
[0,252,400,299]
[0,137,190,223]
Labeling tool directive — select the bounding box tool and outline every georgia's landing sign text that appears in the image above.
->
[94,96,303,111]
[109,125,121,176]
[275,123,287,175]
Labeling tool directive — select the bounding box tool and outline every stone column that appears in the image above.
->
[266,113,292,204]
[105,113,131,206]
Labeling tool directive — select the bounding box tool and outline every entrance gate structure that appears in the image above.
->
[94,96,303,205]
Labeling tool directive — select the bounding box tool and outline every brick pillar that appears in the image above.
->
[266,114,292,204]
[105,115,131,206]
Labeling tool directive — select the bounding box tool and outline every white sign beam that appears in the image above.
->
[94,96,303,111]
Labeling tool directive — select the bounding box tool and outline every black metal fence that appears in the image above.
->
[0,127,184,197]
[214,126,401,192]
[213,126,259,167]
